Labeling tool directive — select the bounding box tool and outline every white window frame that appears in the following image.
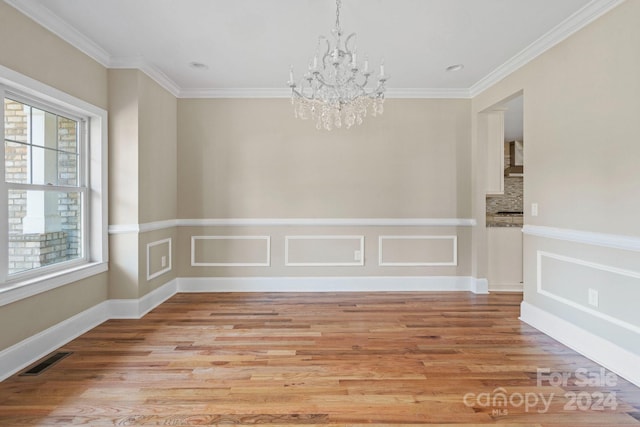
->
[0,65,108,306]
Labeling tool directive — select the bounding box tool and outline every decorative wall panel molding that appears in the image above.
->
[285,235,364,267]
[146,238,172,281]
[378,235,458,266]
[190,235,271,267]
[536,250,640,334]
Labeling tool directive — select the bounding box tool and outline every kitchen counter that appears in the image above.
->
[486,212,523,228]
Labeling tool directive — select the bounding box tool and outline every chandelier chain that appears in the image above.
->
[335,0,341,33]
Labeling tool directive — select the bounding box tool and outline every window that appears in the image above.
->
[4,96,87,277]
[0,70,107,303]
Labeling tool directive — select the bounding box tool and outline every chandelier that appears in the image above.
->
[287,0,388,130]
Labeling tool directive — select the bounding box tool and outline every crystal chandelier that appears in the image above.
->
[287,0,388,130]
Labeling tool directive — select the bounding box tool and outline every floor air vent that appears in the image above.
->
[20,351,72,376]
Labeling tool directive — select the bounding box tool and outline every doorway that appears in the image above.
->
[486,94,524,293]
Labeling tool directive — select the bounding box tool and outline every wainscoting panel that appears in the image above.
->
[146,238,172,281]
[536,250,640,334]
[378,235,458,266]
[190,236,271,267]
[285,235,364,267]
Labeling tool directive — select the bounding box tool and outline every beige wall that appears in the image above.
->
[108,69,140,225]
[108,69,178,299]
[139,74,178,224]
[473,0,640,354]
[177,98,471,219]
[0,274,108,350]
[0,2,110,352]
[0,2,107,110]
[176,98,472,279]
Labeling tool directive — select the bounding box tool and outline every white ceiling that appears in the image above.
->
[6,0,620,98]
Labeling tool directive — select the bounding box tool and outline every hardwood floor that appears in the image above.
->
[1,291,639,426]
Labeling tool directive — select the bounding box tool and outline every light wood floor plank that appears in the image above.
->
[0,292,639,426]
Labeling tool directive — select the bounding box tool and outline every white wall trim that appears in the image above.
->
[471,277,489,295]
[7,0,623,100]
[177,87,473,99]
[520,301,640,388]
[109,279,178,319]
[0,300,110,381]
[109,56,180,97]
[488,282,523,293]
[469,0,626,97]
[109,218,477,234]
[3,0,112,67]
[178,88,291,99]
[109,219,178,235]
[0,278,178,381]
[536,251,640,335]
[285,235,365,267]
[378,235,458,267]
[385,88,471,99]
[140,219,179,233]
[146,238,172,281]
[180,218,476,227]
[0,262,108,308]
[190,235,271,267]
[177,276,475,293]
[523,225,640,252]
[108,223,140,234]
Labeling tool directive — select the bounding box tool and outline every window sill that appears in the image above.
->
[0,261,108,307]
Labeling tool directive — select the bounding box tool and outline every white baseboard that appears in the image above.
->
[109,279,178,319]
[178,276,478,293]
[520,301,640,388]
[470,277,489,294]
[489,282,523,292]
[0,300,110,382]
[0,279,178,381]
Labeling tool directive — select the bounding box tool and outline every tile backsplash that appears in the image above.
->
[486,176,523,214]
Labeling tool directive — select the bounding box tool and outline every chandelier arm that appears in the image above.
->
[291,86,319,102]
[344,33,357,54]
[318,36,330,61]
[288,0,388,130]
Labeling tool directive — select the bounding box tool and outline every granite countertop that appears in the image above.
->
[486,212,523,228]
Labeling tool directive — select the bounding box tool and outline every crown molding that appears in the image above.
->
[4,0,112,67]
[469,0,627,97]
[178,88,291,99]
[384,88,471,99]
[6,0,626,100]
[177,87,472,99]
[109,56,181,97]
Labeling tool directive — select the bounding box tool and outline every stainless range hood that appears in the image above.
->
[505,140,523,176]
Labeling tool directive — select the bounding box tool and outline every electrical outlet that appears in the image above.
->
[161,256,167,268]
[531,203,539,217]
[354,250,361,262]
[588,288,599,307]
